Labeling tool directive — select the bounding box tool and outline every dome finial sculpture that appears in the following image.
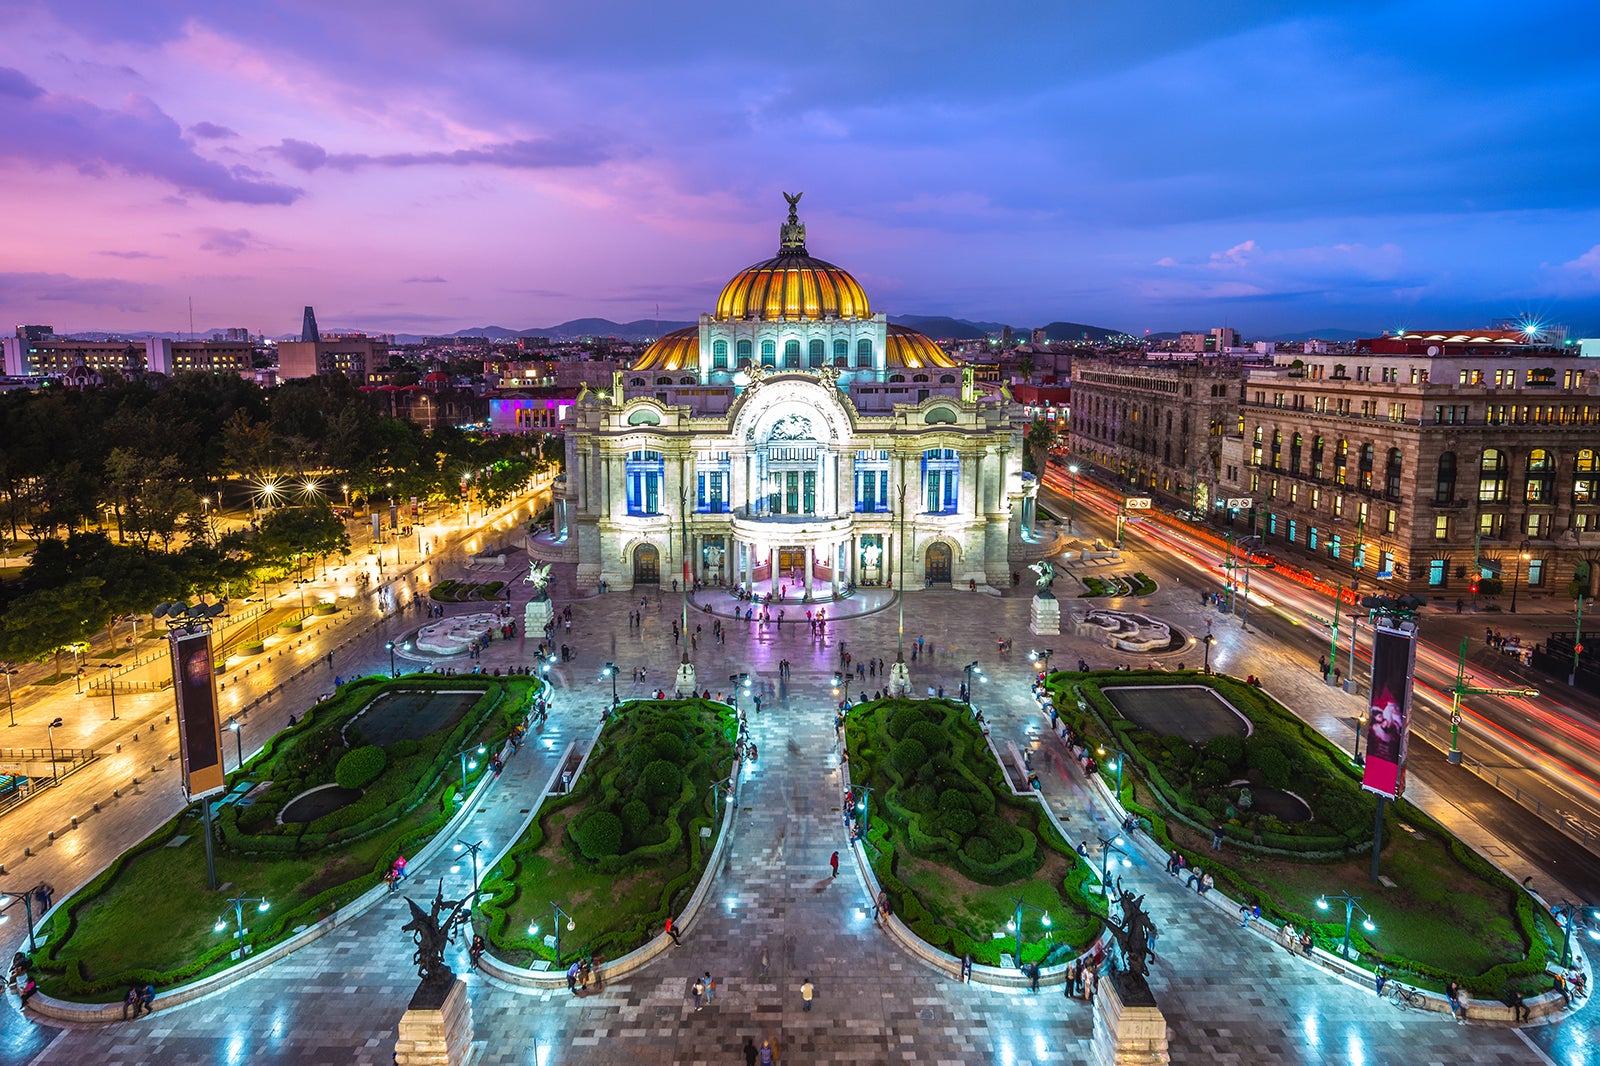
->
[779,191,807,254]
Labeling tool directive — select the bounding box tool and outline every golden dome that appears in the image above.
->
[630,326,699,371]
[886,324,958,369]
[714,253,871,322]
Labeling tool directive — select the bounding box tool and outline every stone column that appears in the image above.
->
[1091,976,1169,1066]
[769,546,777,591]
[803,544,813,596]
[394,976,473,1066]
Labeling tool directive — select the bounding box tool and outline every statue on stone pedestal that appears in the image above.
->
[1029,560,1056,598]
[1104,888,1158,1001]
[401,883,474,985]
[525,561,552,600]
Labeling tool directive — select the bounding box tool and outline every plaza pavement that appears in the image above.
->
[1,546,1564,1066]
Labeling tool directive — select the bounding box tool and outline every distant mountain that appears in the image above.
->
[890,315,1012,340]
[1263,328,1372,342]
[1036,321,1133,344]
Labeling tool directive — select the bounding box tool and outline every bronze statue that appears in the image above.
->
[1104,888,1158,998]
[783,190,803,220]
[401,883,474,985]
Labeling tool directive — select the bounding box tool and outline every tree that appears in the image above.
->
[0,578,110,677]
[1024,419,1054,475]
[252,505,350,575]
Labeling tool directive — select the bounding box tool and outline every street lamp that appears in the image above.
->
[228,717,245,771]
[1201,633,1214,675]
[603,663,618,708]
[1509,544,1531,613]
[386,640,397,678]
[963,661,986,705]
[3,663,19,727]
[854,783,876,834]
[1552,901,1600,968]
[1067,464,1079,532]
[529,901,576,964]
[1006,897,1052,964]
[214,893,271,957]
[101,662,122,721]
[455,744,486,800]
[1316,890,1376,959]
[0,885,49,952]
[1096,745,1125,799]
[46,717,62,785]
[831,671,852,703]
[729,672,751,713]
[1029,649,1054,676]
[1097,834,1131,898]
[453,839,485,900]
[706,776,735,820]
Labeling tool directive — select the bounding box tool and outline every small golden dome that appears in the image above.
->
[630,326,699,372]
[714,254,871,322]
[885,324,958,369]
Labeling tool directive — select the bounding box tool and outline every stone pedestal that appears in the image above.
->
[523,596,553,634]
[1029,593,1062,636]
[887,659,912,698]
[1091,975,1169,1066]
[674,661,697,697]
[395,975,473,1066]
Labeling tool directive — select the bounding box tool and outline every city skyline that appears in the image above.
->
[3,0,1599,337]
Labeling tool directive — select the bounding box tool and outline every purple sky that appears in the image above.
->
[3,0,1599,337]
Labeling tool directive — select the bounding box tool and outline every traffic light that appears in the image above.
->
[1468,581,1479,595]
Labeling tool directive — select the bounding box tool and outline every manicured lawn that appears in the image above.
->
[477,698,736,968]
[35,674,538,1001]
[846,697,1102,967]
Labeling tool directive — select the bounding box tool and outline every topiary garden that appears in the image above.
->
[1046,669,1556,998]
[32,674,539,1001]
[475,698,736,967]
[845,697,1103,967]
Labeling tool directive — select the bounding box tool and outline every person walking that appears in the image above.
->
[566,961,581,995]
[702,971,716,1004]
[829,851,840,878]
[743,1038,760,1066]
[664,916,682,945]
[800,977,815,1012]
[691,976,704,1011]
[1210,823,1225,851]
[759,1040,774,1065]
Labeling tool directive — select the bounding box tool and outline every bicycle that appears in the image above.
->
[1386,983,1425,1011]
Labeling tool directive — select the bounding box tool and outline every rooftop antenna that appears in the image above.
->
[188,296,195,342]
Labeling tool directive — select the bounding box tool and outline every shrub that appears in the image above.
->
[652,733,686,764]
[334,745,387,790]
[640,760,683,802]
[573,810,624,859]
[977,813,1022,854]
[891,738,928,776]
[1201,735,1245,772]
[939,807,977,837]
[1247,743,1291,788]
[903,783,939,812]
[962,837,998,864]
[903,720,947,755]
[887,704,929,740]
[621,799,651,839]
[938,789,972,813]
[1191,758,1230,789]
[388,738,421,760]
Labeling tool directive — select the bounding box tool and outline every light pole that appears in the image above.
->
[102,661,122,720]
[1349,713,1365,766]
[1097,834,1131,898]
[529,902,576,965]
[1096,745,1125,799]
[1553,900,1599,968]
[228,717,245,771]
[854,783,876,834]
[46,716,62,785]
[1445,637,1538,764]
[215,893,270,957]
[1201,633,1214,674]
[386,640,397,678]
[1067,464,1079,532]
[1509,544,1530,613]
[603,663,618,708]
[963,661,986,705]
[831,671,852,704]
[3,663,18,727]
[706,776,734,820]
[1029,648,1054,676]
[455,744,486,800]
[0,885,48,952]
[729,672,751,713]
[453,839,485,900]
[1006,897,1052,964]
[1316,890,1375,959]
[1573,593,1587,688]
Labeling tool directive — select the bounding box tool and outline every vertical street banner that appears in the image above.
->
[1361,618,1419,799]
[171,628,226,800]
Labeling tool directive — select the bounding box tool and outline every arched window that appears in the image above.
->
[784,340,801,368]
[1435,451,1457,503]
[679,375,695,385]
[1359,443,1375,489]
[1576,448,1598,504]
[737,339,752,367]
[1270,429,1283,469]
[1478,447,1508,502]
[1251,426,1263,466]
[912,373,928,382]
[939,374,956,384]
[833,339,848,366]
[1310,435,1325,480]
[760,339,776,365]
[888,373,905,383]
[712,340,728,369]
[655,376,672,385]
[1335,439,1348,485]
[1289,432,1303,473]
[856,338,873,367]
[1385,448,1403,498]
[1526,448,1554,503]
[922,448,960,514]
[808,339,825,367]
[630,377,645,386]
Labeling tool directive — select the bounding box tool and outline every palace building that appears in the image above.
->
[554,195,1039,593]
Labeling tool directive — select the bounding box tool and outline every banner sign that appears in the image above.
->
[170,628,226,800]
[1361,618,1418,799]
[1225,498,1254,510]
[1125,497,1152,510]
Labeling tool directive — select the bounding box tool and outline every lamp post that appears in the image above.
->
[455,744,486,799]
[1316,890,1375,959]
[706,776,734,820]
[1,664,16,727]
[1349,714,1365,766]
[831,671,852,704]
[1509,544,1530,613]
[963,661,985,705]
[1201,633,1214,675]
[1553,901,1600,968]
[215,893,270,957]
[228,717,244,771]
[46,716,62,785]
[529,902,576,965]
[854,783,875,834]
[1097,834,1131,898]
[102,662,122,720]
[1445,636,1538,764]
[1346,610,1363,696]
[1572,593,1587,688]
[1006,897,1052,964]
[1067,464,1079,532]
[453,839,485,900]
[1029,648,1054,676]
[1096,745,1125,799]
[0,885,47,952]
[386,640,397,678]
[729,672,751,714]
[603,663,618,708]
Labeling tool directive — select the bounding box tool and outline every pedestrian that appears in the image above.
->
[1065,960,1079,998]
[122,985,139,1020]
[691,976,704,1010]
[800,977,815,1011]
[703,971,716,1004]
[744,1037,760,1066]
[1375,964,1389,996]
[1027,961,1040,993]
[960,953,973,983]
[665,915,682,945]
[760,1040,774,1065]
[566,961,581,994]
[1210,823,1225,851]
[1509,988,1528,1023]
[1446,980,1465,1023]
[138,981,155,1016]
[829,850,840,878]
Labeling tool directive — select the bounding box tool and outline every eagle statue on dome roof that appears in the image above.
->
[779,191,806,253]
